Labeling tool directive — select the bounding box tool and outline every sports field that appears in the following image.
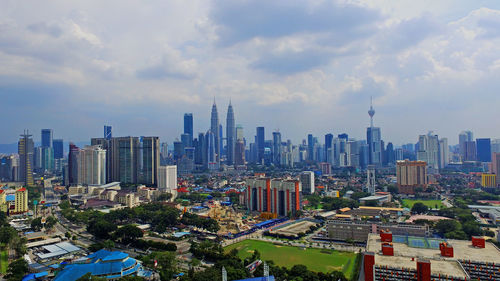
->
[224,239,358,279]
[402,199,445,209]
[0,249,7,274]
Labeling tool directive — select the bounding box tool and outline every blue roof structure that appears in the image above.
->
[54,249,150,281]
[255,219,277,228]
[234,276,275,281]
[5,194,15,201]
[22,271,48,281]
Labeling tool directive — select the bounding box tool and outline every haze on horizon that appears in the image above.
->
[1,0,500,146]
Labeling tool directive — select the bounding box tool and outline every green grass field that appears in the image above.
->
[402,199,445,209]
[224,240,358,279]
[0,249,7,274]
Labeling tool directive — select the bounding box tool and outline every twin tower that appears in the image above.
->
[209,99,236,166]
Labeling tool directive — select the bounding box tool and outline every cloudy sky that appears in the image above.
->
[2,0,500,146]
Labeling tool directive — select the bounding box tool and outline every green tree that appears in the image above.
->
[0,226,17,244]
[411,202,429,214]
[45,216,58,229]
[5,258,28,281]
[31,217,43,231]
[87,219,117,239]
[113,224,143,244]
[435,220,460,234]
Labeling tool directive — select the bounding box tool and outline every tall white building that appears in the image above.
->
[417,133,440,172]
[78,145,106,185]
[439,138,449,169]
[300,171,315,194]
[158,165,177,196]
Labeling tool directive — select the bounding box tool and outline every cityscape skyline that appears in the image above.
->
[0,98,496,148]
[2,1,500,144]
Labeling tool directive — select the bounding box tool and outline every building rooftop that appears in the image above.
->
[374,254,467,278]
[55,249,145,281]
[359,195,389,201]
[367,233,500,263]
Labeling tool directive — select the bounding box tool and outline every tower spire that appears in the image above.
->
[368,96,375,127]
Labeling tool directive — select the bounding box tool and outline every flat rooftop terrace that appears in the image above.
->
[367,233,500,263]
[374,254,468,279]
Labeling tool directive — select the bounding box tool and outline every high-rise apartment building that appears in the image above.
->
[111,137,140,183]
[417,133,440,172]
[78,145,106,185]
[18,131,34,186]
[300,171,315,194]
[396,160,428,194]
[226,102,235,165]
[438,138,449,169]
[158,165,177,194]
[245,177,302,217]
[476,138,491,162]
[142,136,160,186]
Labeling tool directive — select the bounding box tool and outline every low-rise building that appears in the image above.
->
[326,220,427,242]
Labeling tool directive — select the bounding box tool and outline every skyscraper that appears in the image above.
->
[18,131,34,186]
[325,133,333,164]
[104,125,112,140]
[78,145,106,185]
[53,139,64,159]
[476,138,491,162]
[459,131,473,161]
[439,138,449,169]
[111,137,140,183]
[41,129,53,148]
[226,102,235,165]
[272,131,281,166]
[256,127,265,164]
[300,171,315,194]
[417,133,440,172]
[210,100,220,165]
[142,136,160,186]
[91,137,112,183]
[236,125,244,142]
[184,113,193,144]
[68,143,80,185]
[205,130,216,169]
[307,134,314,161]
